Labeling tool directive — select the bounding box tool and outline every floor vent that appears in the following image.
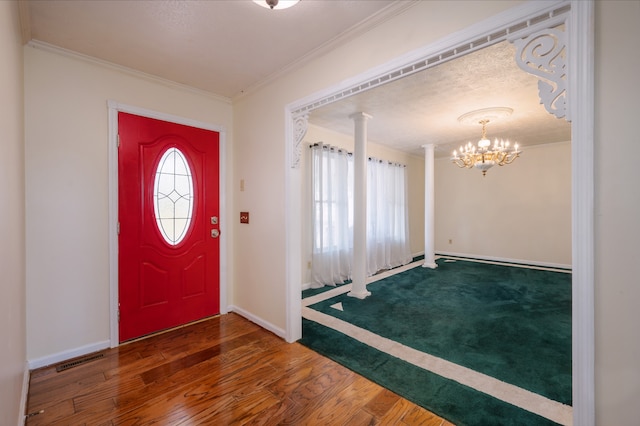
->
[56,353,105,372]
[25,409,44,419]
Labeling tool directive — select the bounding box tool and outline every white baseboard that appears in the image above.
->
[412,250,425,258]
[227,305,286,340]
[436,251,572,270]
[28,340,111,370]
[27,308,285,371]
[18,361,29,426]
[302,251,426,292]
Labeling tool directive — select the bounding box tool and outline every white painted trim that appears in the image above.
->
[218,129,229,316]
[228,305,286,340]
[18,361,29,426]
[107,100,227,133]
[28,340,110,370]
[289,2,570,115]
[285,106,302,342]
[108,105,119,347]
[568,1,595,424]
[285,1,593,424]
[28,41,231,104]
[436,251,572,271]
[107,100,229,347]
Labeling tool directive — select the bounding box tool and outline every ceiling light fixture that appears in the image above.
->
[253,0,300,10]
[451,108,521,176]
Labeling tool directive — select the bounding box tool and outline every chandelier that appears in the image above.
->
[253,0,300,10]
[451,110,521,176]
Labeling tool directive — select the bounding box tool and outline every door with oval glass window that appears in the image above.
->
[118,112,220,342]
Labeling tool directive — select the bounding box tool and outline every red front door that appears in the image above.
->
[118,112,220,342]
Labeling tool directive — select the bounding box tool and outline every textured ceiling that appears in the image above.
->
[25,0,399,98]
[22,1,571,157]
[309,40,571,157]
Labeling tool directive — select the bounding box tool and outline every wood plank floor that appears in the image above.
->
[26,313,454,425]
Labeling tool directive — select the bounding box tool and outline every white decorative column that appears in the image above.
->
[348,112,372,299]
[422,144,437,269]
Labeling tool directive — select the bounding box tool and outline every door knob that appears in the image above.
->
[211,229,220,238]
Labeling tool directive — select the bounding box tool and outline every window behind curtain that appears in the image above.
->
[310,144,412,287]
[310,144,353,287]
[367,158,412,275]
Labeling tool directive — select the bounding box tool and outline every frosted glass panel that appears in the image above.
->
[153,147,194,245]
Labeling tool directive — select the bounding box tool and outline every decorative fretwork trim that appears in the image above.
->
[513,28,568,120]
[291,4,571,117]
[291,113,308,169]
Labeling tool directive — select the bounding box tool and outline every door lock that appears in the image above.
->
[211,229,220,238]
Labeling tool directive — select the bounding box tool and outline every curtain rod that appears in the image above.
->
[310,143,406,167]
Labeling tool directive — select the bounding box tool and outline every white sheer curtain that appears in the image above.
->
[310,144,353,287]
[366,158,412,275]
[310,146,411,287]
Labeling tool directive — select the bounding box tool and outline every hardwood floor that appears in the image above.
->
[26,313,453,425]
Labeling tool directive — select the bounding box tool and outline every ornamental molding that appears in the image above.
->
[512,27,568,120]
[292,2,571,121]
[291,113,308,169]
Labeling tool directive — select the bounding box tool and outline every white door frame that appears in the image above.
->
[107,100,228,346]
[285,1,594,424]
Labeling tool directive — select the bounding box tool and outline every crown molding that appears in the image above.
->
[232,0,420,101]
[27,39,232,105]
[290,1,570,116]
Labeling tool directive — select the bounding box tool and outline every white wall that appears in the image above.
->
[300,124,425,285]
[24,45,233,362]
[0,2,26,424]
[594,1,640,423]
[435,141,571,267]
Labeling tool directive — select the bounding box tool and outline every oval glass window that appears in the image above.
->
[153,147,194,245]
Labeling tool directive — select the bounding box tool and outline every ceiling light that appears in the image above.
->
[451,108,521,176]
[253,0,300,10]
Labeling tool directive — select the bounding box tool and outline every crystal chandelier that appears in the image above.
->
[451,116,521,176]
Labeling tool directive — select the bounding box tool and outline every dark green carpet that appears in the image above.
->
[302,319,559,426]
[300,258,571,425]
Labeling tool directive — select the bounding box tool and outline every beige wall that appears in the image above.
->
[0,1,26,424]
[24,46,234,362]
[435,141,571,267]
[300,124,425,285]
[594,1,640,423]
